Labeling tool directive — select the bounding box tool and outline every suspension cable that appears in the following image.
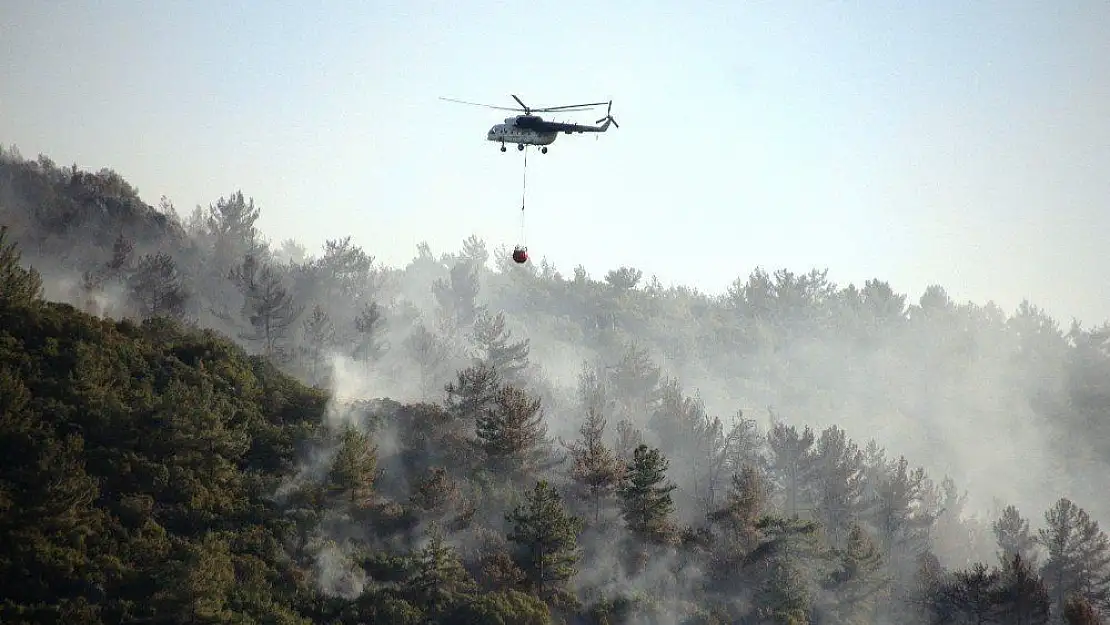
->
[520,146,528,245]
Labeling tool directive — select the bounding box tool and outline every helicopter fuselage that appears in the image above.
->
[487,114,612,152]
[487,117,558,147]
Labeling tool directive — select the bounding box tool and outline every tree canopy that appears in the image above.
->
[2,145,1110,623]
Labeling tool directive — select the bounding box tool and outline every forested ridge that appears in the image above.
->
[2,144,1110,624]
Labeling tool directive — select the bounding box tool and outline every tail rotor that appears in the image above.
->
[595,100,619,129]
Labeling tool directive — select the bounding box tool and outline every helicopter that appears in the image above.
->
[440,94,619,153]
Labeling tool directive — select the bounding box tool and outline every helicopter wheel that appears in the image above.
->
[541,147,548,154]
[518,144,525,152]
[500,144,506,152]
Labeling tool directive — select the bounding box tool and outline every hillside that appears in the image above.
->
[3,145,1110,623]
[0,249,568,624]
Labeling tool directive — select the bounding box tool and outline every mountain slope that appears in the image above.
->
[0,290,326,623]
[4,144,1110,623]
[0,250,560,624]
[0,147,190,278]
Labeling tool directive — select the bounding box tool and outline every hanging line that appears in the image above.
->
[520,146,528,246]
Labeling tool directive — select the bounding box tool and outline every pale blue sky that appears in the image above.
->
[3,1,1109,324]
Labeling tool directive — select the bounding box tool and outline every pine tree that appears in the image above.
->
[471,310,530,386]
[575,363,610,423]
[314,236,373,300]
[506,480,584,598]
[232,255,302,359]
[710,465,768,555]
[408,523,476,618]
[476,385,549,481]
[912,550,951,625]
[936,562,1002,624]
[409,466,460,517]
[1039,498,1110,611]
[766,422,818,519]
[300,303,335,385]
[459,234,490,268]
[707,465,769,595]
[106,232,135,276]
[353,300,386,365]
[824,523,888,625]
[993,504,1039,569]
[811,425,867,547]
[326,425,377,508]
[153,380,250,528]
[747,515,824,573]
[128,251,188,319]
[606,343,662,424]
[433,259,484,329]
[277,238,307,264]
[407,323,452,399]
[154,533,237,622]
[721,412,766,484]
[445,362,502,423]
[867,455,935,560]
[994,552,1051,625]
[206,191,261,269]
[0,225,43,306]
[614,418,644,464]
[567,403,622,524]
[649,380,729,515]
[79,233,135,314]
[755,553,811,625]
[618,444,677,544]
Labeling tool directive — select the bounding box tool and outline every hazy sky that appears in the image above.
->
[3,1,1108,325]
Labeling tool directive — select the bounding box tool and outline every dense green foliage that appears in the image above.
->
[3,145,1110,623]
[0,294,326,623]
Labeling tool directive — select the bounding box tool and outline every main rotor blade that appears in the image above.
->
[534,101,610,112]
[511,94,529,111]
[439,97,521,112]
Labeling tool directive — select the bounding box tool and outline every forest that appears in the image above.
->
[1,144,1109,624]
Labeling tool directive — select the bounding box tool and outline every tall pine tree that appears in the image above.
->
[433,259,484,329]
[993,504,1039,569]
[994,552,1051,625]
[300,303,335,386]
[566,401,622,524]
[823,523,888,625]
[767,422,817,519]
[811,425,867,547]
[352,300,386,365]
[471,310,530,386]
[129,252,188,320]
[476,385,550,482]
[618,444,677,544]
[1039,498,1110,612]
[0,225,43,306]
[231,255,301,360]
[506,480,583,599]
[408,523,476,618]
[326,425,378,509]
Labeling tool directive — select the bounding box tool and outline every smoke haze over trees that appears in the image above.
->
[2,144,1110,623]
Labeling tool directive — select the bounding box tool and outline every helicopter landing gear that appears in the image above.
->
[518,143,525,152]
[500,143,506,152]
[541,147,548,154]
